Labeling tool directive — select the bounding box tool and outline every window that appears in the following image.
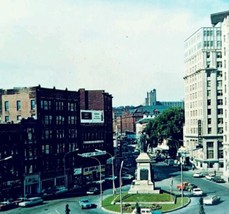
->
[217,90,223,96]
[218,118,223,124]
[216,52,222,58]
[217,41,221,47]
[208,128,212,134]
[41,100,51,110]
[17,115,21,121]
[44,115,52,125]
[207,142,214,158]
[218,141,223,158]
[207,100,211,105]
[5,116,9,122]
[55,101,64,111]
[217,99,223,105]
[16,100,21,111]
[217,62,222,68]
[4,101,9,111]
[68,102,76,111]
[217,80,222,87]
[206,52,210,58]
[208,118,211,124]
[31,100,35,110]
[208,109,211,115]
[218,127,223,134]
[207,90,211,96]
[224,47,226,56]
[56,115,64,125]
[218,109,223,115]
[216,30,221,36]
[207,80,211,87]
[42,145,50,154]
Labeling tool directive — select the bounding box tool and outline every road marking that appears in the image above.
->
[55,208,60,214]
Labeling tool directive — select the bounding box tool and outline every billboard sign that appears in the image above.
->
[80,110,104,123]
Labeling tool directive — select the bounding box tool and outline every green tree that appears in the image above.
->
[199,197,205,214]
[144,107,184,157]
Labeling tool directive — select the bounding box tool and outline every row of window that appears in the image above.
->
[40,100,77,111]
[42,115,77,125]
[41,129,78,140]
[4,100,35,111]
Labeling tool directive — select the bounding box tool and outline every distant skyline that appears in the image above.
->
[0,0,229,106]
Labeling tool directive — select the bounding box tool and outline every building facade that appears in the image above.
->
[0,86,113,199]
[184,17,224,171]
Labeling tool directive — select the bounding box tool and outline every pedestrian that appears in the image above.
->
[65,204,70,214]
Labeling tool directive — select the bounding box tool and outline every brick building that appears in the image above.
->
[0,86,113,199]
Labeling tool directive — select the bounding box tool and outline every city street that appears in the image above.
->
[153,161,229,214]
[3,161,229,213]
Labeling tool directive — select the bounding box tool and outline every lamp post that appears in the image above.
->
[78,154,103,207]
[63,149,79,188]
[180,156,184,206]
[119,160,124,214]
[95,149,116,195]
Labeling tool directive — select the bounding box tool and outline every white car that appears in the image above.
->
[192,188,203,196]
[203,195,220,205]
[205,174,215,180]
[18,197,43,207]
[193,172,204,178]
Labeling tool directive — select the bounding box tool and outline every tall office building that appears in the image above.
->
[184,21,223,171]
[211,11,229,181]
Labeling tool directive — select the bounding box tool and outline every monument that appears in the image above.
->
[128,133,160,194]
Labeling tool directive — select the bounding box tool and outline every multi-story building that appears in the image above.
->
[0,86,113,198]
[211,11,229,181]
[184,16,224,171]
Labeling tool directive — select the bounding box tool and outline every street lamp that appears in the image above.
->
[95,149,116,195]
[63,149,79,188]
[180,156,184,206]
[78,154,103,207]
[119,160,124,214]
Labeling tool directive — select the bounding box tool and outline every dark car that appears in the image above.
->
[0,201,16,211]
[212,176,225,183]
[86,187,99,195]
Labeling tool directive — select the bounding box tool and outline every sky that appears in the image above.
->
[0,0,229,107]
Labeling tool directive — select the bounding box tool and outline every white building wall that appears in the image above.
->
[222,16,229,181]
[184,27,223,171]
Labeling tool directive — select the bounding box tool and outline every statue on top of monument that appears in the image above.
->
[139,132,147,153]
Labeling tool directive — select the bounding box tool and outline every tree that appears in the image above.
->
[199,197,205,214]
[144,107,184,157]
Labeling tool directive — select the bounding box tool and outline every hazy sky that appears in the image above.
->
[0,0,228,106]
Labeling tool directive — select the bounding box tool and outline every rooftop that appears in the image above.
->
[211,10,229,26]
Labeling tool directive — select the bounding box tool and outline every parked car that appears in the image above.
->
[13,197,27,206]
[53,186,68,195]
[203,195,220,205]
[205,174,215,181]
[0,201,16,211]
[185,183,198,192]
[211,176,225,183]
[18,197,43,207]
[193,172,204,178]
[192,188,203,196]
[177,182,189,191]
[79,198,92,209]
[86,187,99,195]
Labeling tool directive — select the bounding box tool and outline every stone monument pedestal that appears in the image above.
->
[128,152,160,194]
